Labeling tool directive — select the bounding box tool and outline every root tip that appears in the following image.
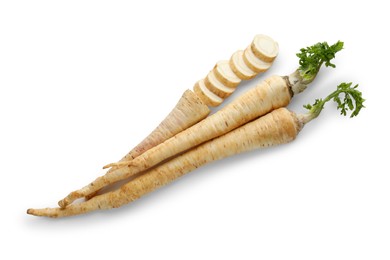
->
[58,199,68,209]
[103,160,133,170]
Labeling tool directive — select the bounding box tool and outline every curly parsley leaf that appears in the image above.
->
[304,82,365,120]
[297,41,344,83]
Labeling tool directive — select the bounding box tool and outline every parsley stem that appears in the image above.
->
[289,41,344,96]
[300,82,365,124]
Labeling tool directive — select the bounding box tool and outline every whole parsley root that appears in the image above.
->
[27,82,364,218]
[57,41,343,208]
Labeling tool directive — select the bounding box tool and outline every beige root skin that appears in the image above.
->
[58,75,292,208]
[117,89,210,162]
[29,108,302,218]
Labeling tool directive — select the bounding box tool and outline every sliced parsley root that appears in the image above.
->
[57,40,344,208]
[27,82,364,218]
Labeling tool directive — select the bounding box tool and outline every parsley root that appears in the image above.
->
[27,82,364,218]
[58,41,343,208]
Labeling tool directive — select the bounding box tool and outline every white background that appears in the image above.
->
[1,0,389,259]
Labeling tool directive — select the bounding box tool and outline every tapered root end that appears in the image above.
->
[103,160,133,169]
[58,198,69,209]
[58,191,80,208]
[27,208,60,218]
[102,163,113,169]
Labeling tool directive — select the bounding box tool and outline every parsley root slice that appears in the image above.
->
[194,34,279,106]
[58,41,344,208]
[27,82,364,218]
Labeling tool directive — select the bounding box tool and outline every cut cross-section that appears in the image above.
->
[213,60,242,88]
[204,70,236,99]
[193,79,223,107]
[229,50,257,80]
[251,34,279,63]
[243,46,272,73]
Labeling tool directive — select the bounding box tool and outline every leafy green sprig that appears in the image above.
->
[304,82,365,121]
[296,41,344,84]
